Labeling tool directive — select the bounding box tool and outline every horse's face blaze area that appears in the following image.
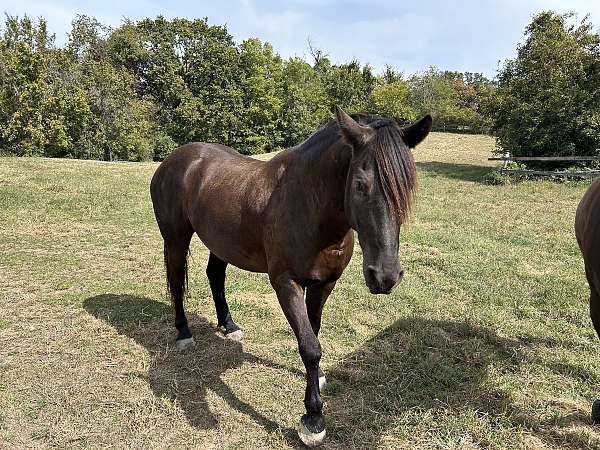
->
[346,153,402,295]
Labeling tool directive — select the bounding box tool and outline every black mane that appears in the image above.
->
[295,113,417,221]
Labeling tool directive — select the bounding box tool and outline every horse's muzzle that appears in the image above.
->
[365,265,403,295]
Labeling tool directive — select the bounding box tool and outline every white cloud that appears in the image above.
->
[323,14,439,72]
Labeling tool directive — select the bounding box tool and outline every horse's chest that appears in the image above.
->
[307,236,354,282]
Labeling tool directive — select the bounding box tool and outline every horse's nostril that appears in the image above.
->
[366,266,379,282]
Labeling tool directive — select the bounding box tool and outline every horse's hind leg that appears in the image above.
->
[587,274,600,422]
[164,235,194,351]
[206,252,243,341]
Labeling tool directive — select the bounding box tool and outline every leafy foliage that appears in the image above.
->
[493,11,600,163]
[372,78,417,122]
[279,58,330,148]
[0,13,496,160]
[409,67,494,131]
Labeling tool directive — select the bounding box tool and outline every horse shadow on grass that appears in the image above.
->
[84,294,597,449]
[83,294,306,449]
[416,161,496,183]
[324,318,597,449]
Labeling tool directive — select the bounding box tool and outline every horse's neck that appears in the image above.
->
[292,137,353,238]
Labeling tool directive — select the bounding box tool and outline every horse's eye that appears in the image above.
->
[356,181,367,194]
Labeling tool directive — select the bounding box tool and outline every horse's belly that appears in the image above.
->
[196,231,268,273]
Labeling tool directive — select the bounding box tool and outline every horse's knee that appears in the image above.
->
[299,340,321,366]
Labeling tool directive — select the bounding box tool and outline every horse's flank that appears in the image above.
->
[576,178,600,291]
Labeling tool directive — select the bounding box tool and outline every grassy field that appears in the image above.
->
[1,133,599,449]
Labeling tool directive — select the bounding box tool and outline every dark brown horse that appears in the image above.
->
[150,106,432,446]
[575,178,600,423]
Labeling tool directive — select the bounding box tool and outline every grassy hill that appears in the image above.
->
[1,133,599,449]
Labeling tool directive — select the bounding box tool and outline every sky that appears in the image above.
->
[1,0,600,78]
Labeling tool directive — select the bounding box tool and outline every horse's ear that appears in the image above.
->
[334,105,370,148]
[401,114,432,148]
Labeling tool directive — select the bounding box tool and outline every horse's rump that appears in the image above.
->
[576,179,600,292]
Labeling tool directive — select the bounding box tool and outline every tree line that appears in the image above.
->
[0,14,496,160]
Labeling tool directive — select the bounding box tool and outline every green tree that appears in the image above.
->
[371,78,417,122]
[110,17,243,151]
[0,12,503,161]
[237,38,283,153]
[279,57,330,147]
[409,67,494,130]
[320,60,376,113]
[0,14,91,156]
[67,15,156,161]
[494,11,600,160]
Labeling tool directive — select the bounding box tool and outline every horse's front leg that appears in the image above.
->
[306,281,336,392]
[271,274,325,447]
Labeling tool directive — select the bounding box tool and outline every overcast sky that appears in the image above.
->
[2,0,600,78]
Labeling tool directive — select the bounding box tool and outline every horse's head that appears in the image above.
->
[335,106,431,294]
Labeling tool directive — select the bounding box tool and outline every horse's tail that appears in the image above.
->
[152,151,195,345]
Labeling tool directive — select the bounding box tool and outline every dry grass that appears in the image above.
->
[1,132,599,449]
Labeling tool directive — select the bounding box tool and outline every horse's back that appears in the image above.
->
[152,143,252,228]
[153,142,256,178]
[151,142,262,201]
[576,179,600,291]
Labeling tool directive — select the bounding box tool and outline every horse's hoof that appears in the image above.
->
[224,329,244,342]
[175,337,195,351]
[592,399,600,423]
[319,373,327,392]
[297,417,326,447]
